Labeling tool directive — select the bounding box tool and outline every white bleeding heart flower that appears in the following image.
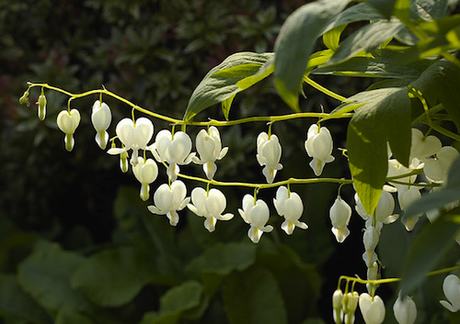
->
[107,117,154,167]
[359,293,386,324]
[192,126,228,180]
[355,190,399,225]
[256,132,283,183]
[149,129,196,182]
[424,146,459,183]
[238,194,273,243]
[410,128,442,160]
[343,291,359,324]
[91,100,112,150]
[387,159,419,191]
[305,124,335,176]
[132,157,158,201]
[393,292,417,324]
[332,289,344,324]
[329,196,352,243]
[57,109,81,152]
[147,180,189,226]
[187,187,233,232]
[440,274,460,312]
[398,186,422,231]
[273,186,308,235]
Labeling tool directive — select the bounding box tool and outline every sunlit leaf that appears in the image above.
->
[400,209,460,295]
[346,87,411,214]
[184,52,274,121]
[274,0,351,111]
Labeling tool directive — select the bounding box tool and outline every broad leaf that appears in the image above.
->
[325,2,384,30]
[274,0,351,111]
[400,209,460,295]
[223,266,287,324]
[0,274,52,324]
[55,309,94,324]
[184,52,274,121]
[405,155,460,218]
[346,88,411,214]
[326,20,404,66]
[367,0,410,20]
[17,241,91,314]
[71,246,156,307]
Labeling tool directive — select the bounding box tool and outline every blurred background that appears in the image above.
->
[0,1,457,323]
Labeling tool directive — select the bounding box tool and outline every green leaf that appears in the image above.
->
[71,246,156,307]
[325,2,384,30]
[367,0,409,20]
[223,266,288,324]
[326,20,404,66]
[184,52,274,121]
[55,309,94,324]
[273,0,351,111]
[346,87,411,214]
[411,59,460,132]
[405,156,460,218]
[17,241,91,314]
[0,274,52,324]
[400,209,460,295]
[322,25,346,51]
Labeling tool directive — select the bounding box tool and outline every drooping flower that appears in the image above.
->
[399,186,422,231]
[91,100,112,150]
[147,180,189,226]
[424,146,459,183]
[305,124,335,176]
[273,186,308,235]
[187,187,234,232]
[355,190,399,225]
[37,92,46,121]
[238,194,273,243]
[359,293,386,324]
[410,128,442,160]
[107,117,154,167]
[149,129,195,182]
[192,126,228,180]
[329,196,352,243]
[342,291,359,324]
[57,109,81,152]
[332,289,344,324]
[132,157,158,201]
[393,292,417,324]
[256,132,283,183]
[440,274,460,312]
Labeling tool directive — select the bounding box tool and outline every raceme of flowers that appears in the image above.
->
[33,93,460,324]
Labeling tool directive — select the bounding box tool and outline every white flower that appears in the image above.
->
[399,187,422,231]
[147,180,190,226]
[359,293,386,324]
[410,128,442,160]
[256,132,283,183]
[37,93,46,121]
[107,117,154,167]
[393,293,417,324]
[149,129,195,182]
[355,190,399,225]
[91,100,112,150]
[440,274,460,312]
[387,159,419,191]
[273,186,307,235]
[132,157,158,201]
[192,126,228,180]
[57,109,81,152]
[304,124,335,176]
[332,289,344,324]
[187,187,233,232]
[424,146,459,183]
[238,194,273,243]
[329,196,352,243]
[343,291,359,324]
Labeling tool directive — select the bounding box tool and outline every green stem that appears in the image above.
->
[303,76,347,102]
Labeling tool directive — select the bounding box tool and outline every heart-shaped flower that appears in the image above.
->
[410,128,442,160]
[256,132,283,183]
[440,274,460,312]
[329,196,352,243]
[393,292,417,324]
[305,124,335,176]
[359,293,386,324]
[424,146,459,183]
[273,186,307,235]
[147,180,189,226]
[57,109,81,152]
[91,100,112,149]
[238,194,273,243]
[132,157,158,201]
[192,126,228,180]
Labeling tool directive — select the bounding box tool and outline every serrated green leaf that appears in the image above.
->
[223,266,287,324]
[17,241,91,314]
[71,246,155,307]
[405,156,460,218]
[184,52,274,121]
[274,0,351,111]
[411,59,460,132]
[0,274,52,324]
[400,209,460,295]
[326,20,404,66]
[346,87,411,214]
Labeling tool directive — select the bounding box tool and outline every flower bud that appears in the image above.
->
[19,89,29,105]
[91,100,112,149]
[332,289,344,324]
[37,93,46,120]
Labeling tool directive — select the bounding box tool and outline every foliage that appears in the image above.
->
[3,0,460,324]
